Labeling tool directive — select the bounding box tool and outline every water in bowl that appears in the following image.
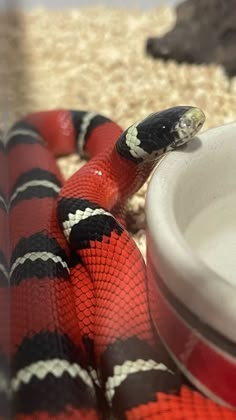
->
[184,192,236,286]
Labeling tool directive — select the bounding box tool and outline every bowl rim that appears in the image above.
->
[146,121,236,342]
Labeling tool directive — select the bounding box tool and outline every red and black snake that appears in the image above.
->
[0,106,235,419]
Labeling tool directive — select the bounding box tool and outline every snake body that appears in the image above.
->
[1,106,233,418]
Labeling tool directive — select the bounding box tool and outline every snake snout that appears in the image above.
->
[171,107,206,148]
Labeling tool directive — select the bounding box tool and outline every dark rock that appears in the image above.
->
[146,0,236,76]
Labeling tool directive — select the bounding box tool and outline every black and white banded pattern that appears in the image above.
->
[5,121,45,150]
[9,168,62,209]
[58,197,123,250]
[99,337,182,418]
[71,111,112,157]
[12,331,97,415]
[10,233,69,285]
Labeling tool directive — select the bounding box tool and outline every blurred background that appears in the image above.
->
[0,0,178,10]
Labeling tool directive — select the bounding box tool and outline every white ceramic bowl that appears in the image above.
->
[146,121,236,408]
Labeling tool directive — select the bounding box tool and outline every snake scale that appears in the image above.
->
[0,106,235,419]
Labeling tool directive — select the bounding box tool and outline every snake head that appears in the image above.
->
[116,106,205,163]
